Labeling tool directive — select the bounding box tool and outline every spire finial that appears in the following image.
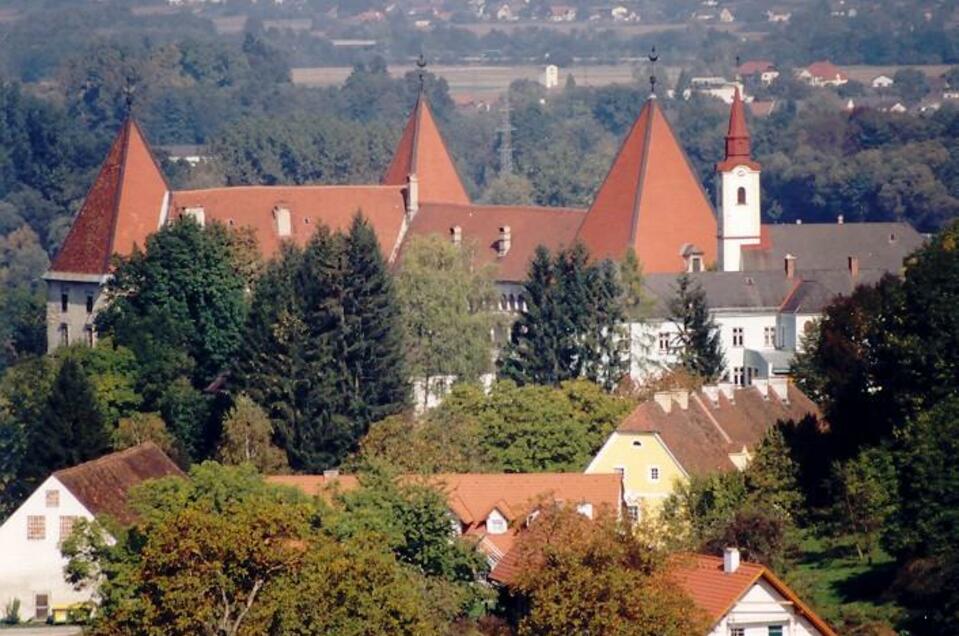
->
[122,71,139,116]
[647,46,659,96]
[416,53,427,94]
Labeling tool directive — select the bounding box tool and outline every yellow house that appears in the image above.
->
[586,380,819,520]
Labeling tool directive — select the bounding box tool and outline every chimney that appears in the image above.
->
[837,214,844,224]
[848,255,859,278]
[323,469,340,481]
[784,253,797,279]
[654,391,673,413]
[723,547,741,573]
[498,225,511,257]
[406,173,419,217]
[450,225,462,246]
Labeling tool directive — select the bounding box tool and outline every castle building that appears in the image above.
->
[44,83,922,386]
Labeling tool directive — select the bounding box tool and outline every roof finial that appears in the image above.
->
[416,53,427,94]
[647,46,659,97]
[122,71,138,116]
[735,54,742,81]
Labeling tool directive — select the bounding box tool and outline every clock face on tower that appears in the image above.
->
[736,168,746,177]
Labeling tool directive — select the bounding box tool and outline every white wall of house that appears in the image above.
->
[0,476,95,622]
[44,276,107,353]
[709,578,824,636]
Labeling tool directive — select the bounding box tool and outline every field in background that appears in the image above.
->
[292,64,684,100]
[841,64,953,82]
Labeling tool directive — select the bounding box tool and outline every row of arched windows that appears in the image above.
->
[499,294,527,313]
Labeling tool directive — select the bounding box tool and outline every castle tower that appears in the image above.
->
[42,118,170,351]
[716,88,762,271]
[382,92,470,210]
[576,95,718,272]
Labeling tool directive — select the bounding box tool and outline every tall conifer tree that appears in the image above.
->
[26,358,110,481]
[668,274,725,382]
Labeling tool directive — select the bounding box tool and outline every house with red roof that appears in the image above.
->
[673,549,837,635]
[0,444,183,623]
[797,61,849,87]
[268,471,623,578]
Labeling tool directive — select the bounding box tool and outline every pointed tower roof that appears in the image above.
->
[382,94,470,205]
[717,88,761,172]
[49,119,170,276]
[576,97,717,272]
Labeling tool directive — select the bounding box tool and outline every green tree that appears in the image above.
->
[892,68,930,104]
[216,394,288,473]
[113,412,175,455]
[830,447,897,562]
[396,234,498,403]
[668,274,724,382]
[500,244,626,389]
[25,357,110,484]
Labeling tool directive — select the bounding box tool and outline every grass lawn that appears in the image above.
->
[787,531,904,630]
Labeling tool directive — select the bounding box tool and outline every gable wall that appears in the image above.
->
[0,476,95,621]
[708,578,824,636]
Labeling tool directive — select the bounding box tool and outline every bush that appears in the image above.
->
[3,597,20,624]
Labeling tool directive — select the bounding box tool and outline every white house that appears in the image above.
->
[0,444,183,622]
[686,77,746,104]
[674,549,838,635]
[719,7,734,22]
[871,74,894,89]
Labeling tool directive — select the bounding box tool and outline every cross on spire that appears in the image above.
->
[648,46,659,96]
[416,53,428,93]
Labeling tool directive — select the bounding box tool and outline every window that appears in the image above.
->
[59,516,80,543]
[764,326,776,348]
[45,489,59,508]
[60,289,69,313]
[768,627,784,636]
[649,466,660,481]
[86,293,94,314]
[730,628,744,636]
[627,505,640,523]
[58,324,69,346]
[35,594,49,621]
[84,325,94,346]
[658,332,671,353]
[27,515,45,540]
[737,186,747,205]
[733,366,745,386]
[687,254,703,272]
[487,511,508,535]
[732,327,744,347]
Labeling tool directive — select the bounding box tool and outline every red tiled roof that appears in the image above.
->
[748,100,776,118]
[576,97,718,272]
[806,61,847,81]
[50,119,169,275]
[403,202,585,281]
[170,185,408,260]
[54,443,185,525]
[382,94,470,205]
[738,60,775,76]
[671,554,838,635]
[618,384,819,476]
[716,88,761,172]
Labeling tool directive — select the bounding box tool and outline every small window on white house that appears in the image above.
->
[84,325,94,346]
[649,466,660,482]
[768,627,784,636]
[658,332,670,353]
[35,594,49,621]
[27,515,45,540]
[730,628,745,636]
[46,490,59,508]
[732,327,744,347]
[733,367,745,386]
[737,187,747,205]
[764,326,776,348]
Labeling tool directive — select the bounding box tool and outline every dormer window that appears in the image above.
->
[486,509,508,535]
[737,186,747,205]
[274,206,292,238]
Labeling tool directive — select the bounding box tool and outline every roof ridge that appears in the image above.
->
[104,119,133,272]
[54,442,160,478]
[629,98,656,244]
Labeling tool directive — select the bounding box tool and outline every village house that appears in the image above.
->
[268,472,623,575]
[673,549,838,636]
[548,4,576,21]
[797,61,848,87]
[686,77,746,104]
[765,10,791,23]
[0,444,183,622]
[585,381,819,517]
[738,60,779,85]
[871,74,895,89]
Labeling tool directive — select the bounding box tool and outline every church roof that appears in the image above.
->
[576,97,718,272]
[49,119,169,276]
[170,185,408,260]
[382,94,470,205]
[403,202,584,281]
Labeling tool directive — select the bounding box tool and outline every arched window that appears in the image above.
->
[500,295,508,311]
[508,294,516,311]
[737,187,747,205]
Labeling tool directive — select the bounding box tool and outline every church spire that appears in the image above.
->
[724,87,750,162]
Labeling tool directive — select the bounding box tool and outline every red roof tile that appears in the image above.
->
[403,202,585,281]
[806,61,847,81]
[54,443,185,525]
[170,185,408,260]
[50,120,169,275]
[576,97,718,272]
[738,60,775,76]
[671,554,838,635]
[382,94,470,205]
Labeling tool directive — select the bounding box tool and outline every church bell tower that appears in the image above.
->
[716,88,761,272]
